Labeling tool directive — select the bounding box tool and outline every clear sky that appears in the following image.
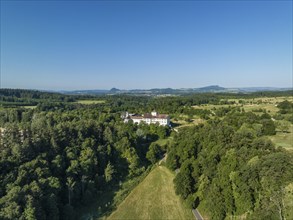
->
[1,0,292,90]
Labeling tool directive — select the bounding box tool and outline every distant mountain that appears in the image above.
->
[57,86,291,95]
[195,85,226,92]
[109,88,120,93]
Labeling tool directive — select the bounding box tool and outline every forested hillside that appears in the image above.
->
[0,92,170,219]
[167,109,293,219]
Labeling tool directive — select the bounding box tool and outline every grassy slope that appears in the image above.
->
[107,166,194,220]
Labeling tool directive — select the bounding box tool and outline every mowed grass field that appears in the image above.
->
[76,100,106,104]
[107,166,194,220]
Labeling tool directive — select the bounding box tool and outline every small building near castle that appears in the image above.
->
[122,111,170,126]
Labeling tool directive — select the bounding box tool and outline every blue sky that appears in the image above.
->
[1,0,292,90]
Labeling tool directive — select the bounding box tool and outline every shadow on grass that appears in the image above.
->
[170,122,182,128]
[76,181,122,220]
[77,166,154,220]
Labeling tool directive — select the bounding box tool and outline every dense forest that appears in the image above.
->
[0,89,76,107]
[0,89,292,219]
[167,111,293,219]
[0,109,170,219]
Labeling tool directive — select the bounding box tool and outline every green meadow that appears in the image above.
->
[76,100,106,104]
[107,166,194,220]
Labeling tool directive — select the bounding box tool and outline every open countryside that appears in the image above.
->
[172,96,293,151]
[1,0,292,219]
[0,89,292,220]
[192,96,293,115]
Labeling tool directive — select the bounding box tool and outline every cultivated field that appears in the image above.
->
[107,166,194,220]
[76,100,106,104]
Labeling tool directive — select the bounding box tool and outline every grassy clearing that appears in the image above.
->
[23,105,37,109]
[171,114,205,129]
[153,137,173,147]
[176,118,205,129]
[243,104,278,114]
[107,166,194,220]
[76,100,106,105]
[269,125,293,151]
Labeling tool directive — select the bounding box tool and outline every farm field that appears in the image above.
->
[76,100,106,104]
[107,166,194,220]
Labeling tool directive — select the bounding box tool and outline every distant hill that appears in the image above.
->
[57,85,292,95]
[194,85,227,92]
[60,89,109,95]
[109,87,120,93]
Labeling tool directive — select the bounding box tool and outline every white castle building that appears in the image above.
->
[122,111,170,126]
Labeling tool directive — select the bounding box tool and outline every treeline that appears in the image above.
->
[209,90,293,99]
[0,89,74,100]
[167,109,293,219]
[103,90,293,115]
[0,107,169,219]
[101,94,217,116]
[0,89,76,107]
[1,88,292,113]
